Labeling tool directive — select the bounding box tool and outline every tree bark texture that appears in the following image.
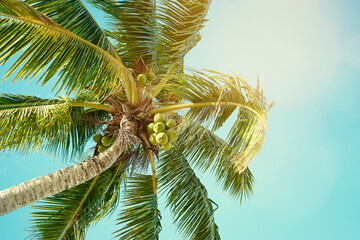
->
[0,120,138,216]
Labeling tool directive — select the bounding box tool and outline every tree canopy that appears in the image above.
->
[0,0,272,239]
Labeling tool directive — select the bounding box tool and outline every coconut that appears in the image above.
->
[98,145,108,153]
[156,132,168,145]
[165,119,176,129]
[92,134,102,144]
[137,73,147,84]
[147,72,157,81]
[161,141,171,151]
[166,129,177,142]
[101,137,112,147]
[154,113,165,123]
[147,123,155,133]
[149,133,158,145]
[153,122,166,133]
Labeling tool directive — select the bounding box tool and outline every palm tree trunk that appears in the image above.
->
[0,118,138,216]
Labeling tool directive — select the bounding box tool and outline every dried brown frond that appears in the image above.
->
[133,58,147,76]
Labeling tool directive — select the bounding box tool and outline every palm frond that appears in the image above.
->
[159,149,220,240]
[89,0,210,74]
[152,69,271,201]
[89,0,157,66]
[114,174,161,240]
[0,0,127,97]
[0,93,109,157]
[27,157,129,240]
[25,0,119,58]
[156,0,211,73]
[177,121,256,202]
[161,69,272,173]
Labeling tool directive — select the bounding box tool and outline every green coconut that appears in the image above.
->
[93,134,102,144]
[153,122,166,133]
[166,129,177,142]
[156,132,168,145]
[165,119,176,129]
[147,72,157,81]
[147,123,155,133]
[160,141,171,151]
[154,113,165,123]
[137,74,147,84]
[149,133,158,145]
[98,145,108,153]
[101,137,112,147]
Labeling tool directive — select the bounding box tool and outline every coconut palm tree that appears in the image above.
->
[0,0,272,239]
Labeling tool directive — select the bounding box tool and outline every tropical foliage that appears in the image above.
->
[0,0,272,239]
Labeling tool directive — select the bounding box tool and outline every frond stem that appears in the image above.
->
[130,77,139,106]
[0,102,59,111]
[71,101,110,111]
[148,150,157,195]
[150,102,266,124]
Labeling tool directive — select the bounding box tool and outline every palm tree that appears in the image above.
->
[0,0,272,239]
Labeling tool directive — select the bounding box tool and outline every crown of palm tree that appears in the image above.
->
[0,0,273,239]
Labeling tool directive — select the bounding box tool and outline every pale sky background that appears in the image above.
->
[0,0,359,239]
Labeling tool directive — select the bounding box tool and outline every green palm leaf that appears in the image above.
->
[178,121,255,202]
[25,0,119,57]
[89,0,157,66]
[156,0,211,73]
[28,158,128,240]
[0,0,127,96]
[114,173,161,240]
[159,149,220,240]
[0,93,109,157]
[89,0,210,74]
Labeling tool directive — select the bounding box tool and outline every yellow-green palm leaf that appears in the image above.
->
[0,93,108,157]
[0,0,127,97]
[88,0,210,74]
[24,0,119,57]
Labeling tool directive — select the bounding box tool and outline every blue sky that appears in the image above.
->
[0,0,359,239]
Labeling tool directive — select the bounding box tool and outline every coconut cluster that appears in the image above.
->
[136,71,157,84]
[147,113,176,151]
[93,134,115,153]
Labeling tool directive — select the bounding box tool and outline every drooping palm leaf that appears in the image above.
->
[0,0,128,97]
[155,69,272,173]
[158,149,220,240]
[114,173,161,240]
[177,121,256,202]
[0,93,109,157]
[27,157,129,240]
